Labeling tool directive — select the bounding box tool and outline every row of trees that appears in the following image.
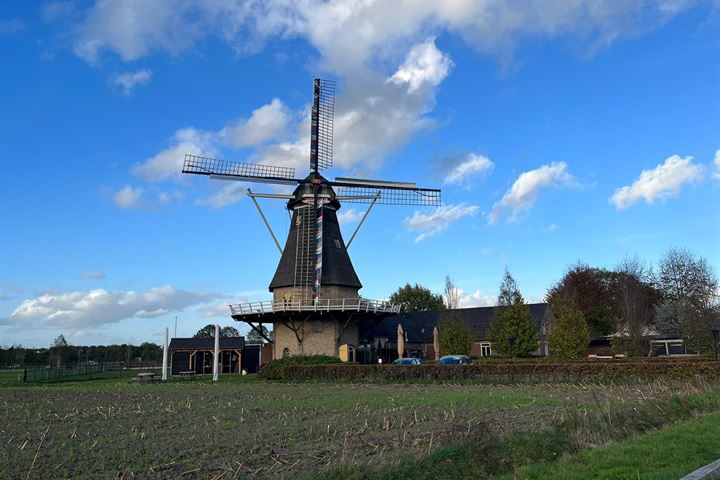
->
[0,336,163,367]
[546,248,718,356]
[388,247,718,358]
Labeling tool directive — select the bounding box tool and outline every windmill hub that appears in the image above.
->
[181,77,441,360]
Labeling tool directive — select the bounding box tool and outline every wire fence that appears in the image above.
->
[22,361,161,384]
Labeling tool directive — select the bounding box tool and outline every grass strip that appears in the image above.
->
[500,411,720,480]
[314,387,720,480]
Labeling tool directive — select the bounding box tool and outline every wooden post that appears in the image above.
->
[162,327,169,381]
[213,325,220,382]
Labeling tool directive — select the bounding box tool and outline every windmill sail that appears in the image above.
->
[182,154,298,185]
[310,79,335,173]
[332,177,441,206]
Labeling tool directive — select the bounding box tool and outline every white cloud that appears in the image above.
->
[63,1,695,69]
[389,38,453,93]
[7,285,217,329]
[443,153,494,185]
[112,185,142,209]
[456,288,496,308]
[157,191,182,203]
[610,154,702,209]
[78,270,106,280]
[712,149,720,181]
[489,162,577,224]
[111,69,152,95]
[337,208,362,224]
[220,98,290,147]
[196,182,247,209]
[405,204,480,243]
[132,127,216,182]
[545,223,559,233]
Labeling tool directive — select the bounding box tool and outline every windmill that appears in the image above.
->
[182,78,441,358]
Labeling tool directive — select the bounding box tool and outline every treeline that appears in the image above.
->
[546,247,718,356]
[0,341,162,368]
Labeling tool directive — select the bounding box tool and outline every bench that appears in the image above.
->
[176,371,196,379]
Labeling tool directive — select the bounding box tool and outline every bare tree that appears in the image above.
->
[657,248,719,354]
[444,275,460,309]
[611,256,659,356]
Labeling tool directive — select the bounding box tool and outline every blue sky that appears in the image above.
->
[1,1,718,348]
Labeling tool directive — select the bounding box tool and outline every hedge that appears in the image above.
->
[281,360,720,383]
[258,354,341,380]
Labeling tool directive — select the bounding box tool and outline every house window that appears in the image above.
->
[314,320,323,333]
[282,348,290,358]
[480,342,492,357]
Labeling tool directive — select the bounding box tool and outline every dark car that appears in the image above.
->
[436,355,472,365]
[392,357,421,365]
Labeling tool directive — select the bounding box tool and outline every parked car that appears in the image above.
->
[436,355,472,365]
[392,357,421,365]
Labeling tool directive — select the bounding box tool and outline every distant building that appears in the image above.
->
[357,303,554,363]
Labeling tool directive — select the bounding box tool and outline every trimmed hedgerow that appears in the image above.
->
[282,360,720,383]
[258,354,341,380]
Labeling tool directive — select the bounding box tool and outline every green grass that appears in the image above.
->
[0,369,24,384]
[503,411,720,479]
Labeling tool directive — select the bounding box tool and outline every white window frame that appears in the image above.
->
[480,342,492,357]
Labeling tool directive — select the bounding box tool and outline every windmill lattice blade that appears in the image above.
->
[310,79,335,172]
[334,185,441,206]
[182,154,298,185]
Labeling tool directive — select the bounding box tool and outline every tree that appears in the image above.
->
[52,334,68,367]
[193,324,241,338]
[610,256,660,357]
[389,283,446,312]
[438,312,473,355]
[488,269,538,357]
[548,300,590,359]
[438,276,472,355]
[444,275,460,309]
[656,248,719,355]
[545,263,616,336]
[246,326,272,343]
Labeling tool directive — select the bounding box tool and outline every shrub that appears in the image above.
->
[488,303,539,358]
[549,301,590,359]
[438,310,473,355]
[258,354,341,380]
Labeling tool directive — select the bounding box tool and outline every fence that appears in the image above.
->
[23,361,161,383]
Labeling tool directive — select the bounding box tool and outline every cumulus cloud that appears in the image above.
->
[196,182,247,209]
[219,98,290,147]
[112,185,142,209]
[489,162,577,224]
[712,149,720,181]
[405,204,480,243]
[456,288,496,308]
[610,154,702,209]
[337,208,362,224]
[7,285,217,329]
[389,38,453,93]
[111,69,152,95]
[443,153,494,185]
[63,1,696,70]
[132,127,216,182]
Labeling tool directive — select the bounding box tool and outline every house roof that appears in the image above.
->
[360,303,552,343]
[169,337,245,350]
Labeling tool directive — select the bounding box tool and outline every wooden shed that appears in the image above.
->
[169,337,245,375]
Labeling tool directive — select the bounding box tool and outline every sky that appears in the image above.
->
[1,0,719,348]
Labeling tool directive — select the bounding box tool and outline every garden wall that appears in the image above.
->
[282,359,720,383]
